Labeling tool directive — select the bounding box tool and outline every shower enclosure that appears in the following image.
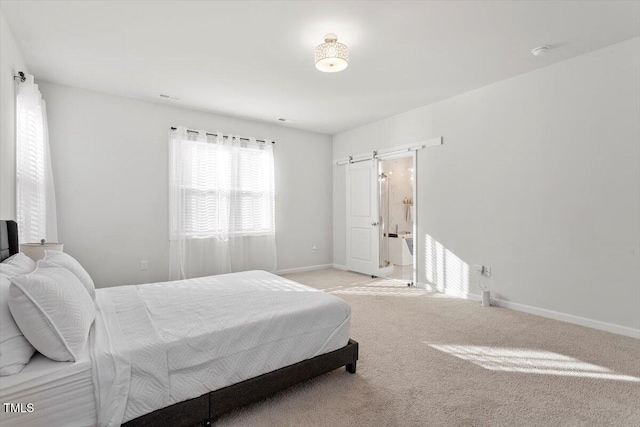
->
[377,168,393,275]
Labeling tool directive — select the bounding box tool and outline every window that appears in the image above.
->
[15,74,57,243]
[170,131,275,239]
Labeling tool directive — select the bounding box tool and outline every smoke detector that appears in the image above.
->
[531,46,550,57]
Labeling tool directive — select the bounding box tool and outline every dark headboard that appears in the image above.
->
[0,220,19,262]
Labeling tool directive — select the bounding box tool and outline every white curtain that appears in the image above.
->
[169,126,277,279]
[16,74,58,243]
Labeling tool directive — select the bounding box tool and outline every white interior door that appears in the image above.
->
[346,159,379,276]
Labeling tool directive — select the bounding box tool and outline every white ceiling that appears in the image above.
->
[2,1,639,135]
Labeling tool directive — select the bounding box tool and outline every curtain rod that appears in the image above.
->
[170,127,275,144]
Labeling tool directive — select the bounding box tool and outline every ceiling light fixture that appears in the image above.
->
[531,46,550,57]
[314,33,348,73]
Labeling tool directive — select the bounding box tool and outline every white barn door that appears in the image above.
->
[346,159,379,276]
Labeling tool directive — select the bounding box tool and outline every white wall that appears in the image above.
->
[39,82,333,287]
[333,37,640,336]
[0,9,28,220]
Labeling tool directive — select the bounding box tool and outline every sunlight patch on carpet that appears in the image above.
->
[428,344,640,382]
[329,286,427,297]
[325,278,430,297]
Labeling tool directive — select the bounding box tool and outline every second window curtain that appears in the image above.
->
[168,126,277,279]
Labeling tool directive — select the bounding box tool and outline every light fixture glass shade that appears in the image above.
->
[314,34,348,73]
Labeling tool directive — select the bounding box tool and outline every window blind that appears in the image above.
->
[170,131,275,239]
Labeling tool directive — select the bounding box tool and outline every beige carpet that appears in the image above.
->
[217,269,640,426]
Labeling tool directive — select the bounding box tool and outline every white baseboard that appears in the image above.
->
[489,297,640,339]
[331,264,348,271]
[275,264,333,275]
[416,282,639,339]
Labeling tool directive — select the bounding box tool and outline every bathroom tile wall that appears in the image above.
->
[381,156,414,234]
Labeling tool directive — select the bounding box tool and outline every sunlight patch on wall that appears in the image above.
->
[424,235,470,297]
[429,344,640,383]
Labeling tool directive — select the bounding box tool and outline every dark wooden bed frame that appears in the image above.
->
[0,219,359,427]
[123,339,358,427]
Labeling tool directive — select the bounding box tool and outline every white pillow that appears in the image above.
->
[0,252,36,276]
[43,250,95,300]
[9,265,95,362]
[0,274,36,375]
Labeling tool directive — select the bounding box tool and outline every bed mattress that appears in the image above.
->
[0,344,96,427]
[93,270,351,426]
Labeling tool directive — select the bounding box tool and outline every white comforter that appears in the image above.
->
[91,270,351,427]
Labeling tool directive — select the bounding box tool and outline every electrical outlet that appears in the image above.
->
[312,245,317,252]
[140,260,148,271]
[474,264,491,277]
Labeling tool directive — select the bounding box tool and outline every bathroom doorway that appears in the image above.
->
[341,137,440,286]
[377,153,416,285]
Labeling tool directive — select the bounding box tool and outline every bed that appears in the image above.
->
[0,220,359,427]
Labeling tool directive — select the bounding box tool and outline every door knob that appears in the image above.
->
[371,222,379,226]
